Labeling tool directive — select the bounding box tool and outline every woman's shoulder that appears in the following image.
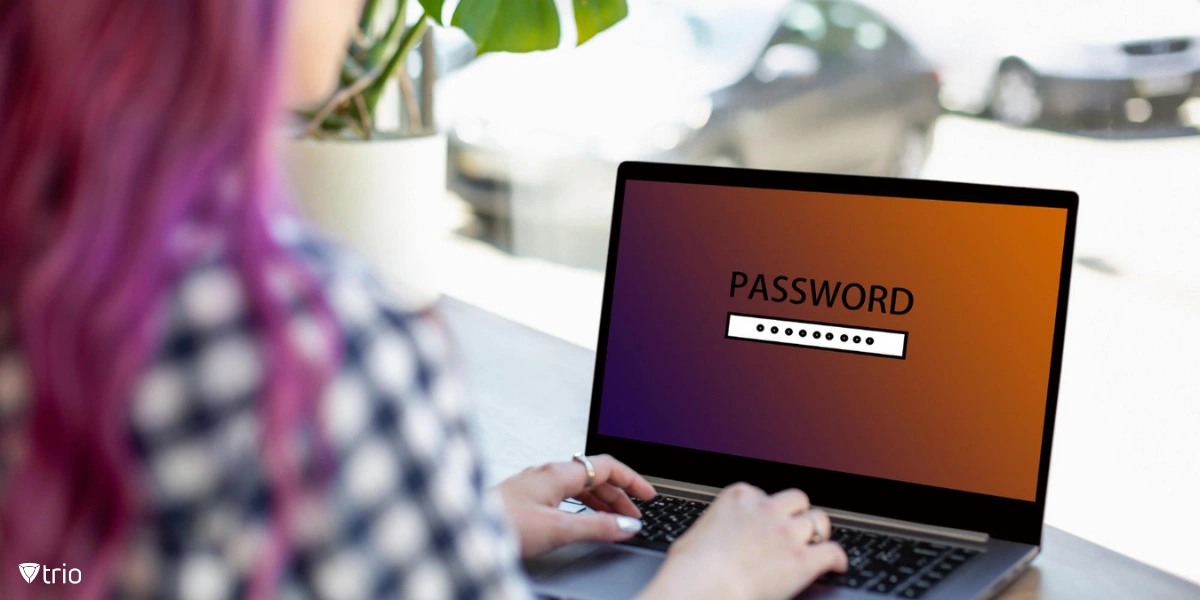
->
[120,220,525,598]
[165,216,449,364]
[275,218,459,413]
[283,217,452,362]
[129,213,470,518]
[131,216,460,478]
[272,216,435,317]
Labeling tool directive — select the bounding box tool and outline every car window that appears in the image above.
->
[778,0,829,50]
[779,0,901,63]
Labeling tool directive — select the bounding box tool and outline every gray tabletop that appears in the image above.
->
[442,298,1199,599]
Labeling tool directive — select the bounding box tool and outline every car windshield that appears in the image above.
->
[663,0,792,89]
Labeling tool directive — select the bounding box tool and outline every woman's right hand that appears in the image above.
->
[638,483,848,600]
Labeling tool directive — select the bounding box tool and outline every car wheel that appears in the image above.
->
[888,126,930,179]
[1148,96,1186,124]
[991,62,1044,127]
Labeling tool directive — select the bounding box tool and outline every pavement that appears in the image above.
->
[442,112,1200,583]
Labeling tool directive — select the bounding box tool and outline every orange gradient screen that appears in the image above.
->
[595,180,1068,501]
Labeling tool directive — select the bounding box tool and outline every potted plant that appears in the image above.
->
[284,0,628,305]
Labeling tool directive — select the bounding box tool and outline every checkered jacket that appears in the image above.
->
[0,220,531,599]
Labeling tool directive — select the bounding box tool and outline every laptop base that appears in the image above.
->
[527,532,1035,600]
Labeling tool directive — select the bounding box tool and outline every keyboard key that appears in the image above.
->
[557,501,587,513]
[873,579,899,594]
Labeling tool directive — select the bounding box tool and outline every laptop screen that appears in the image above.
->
[595,179,1070,502]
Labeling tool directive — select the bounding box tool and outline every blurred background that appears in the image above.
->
[351,0,1200,585]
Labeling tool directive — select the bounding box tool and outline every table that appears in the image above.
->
[441,298,1200,599]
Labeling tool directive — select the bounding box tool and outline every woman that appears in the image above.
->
[0,0,847,598]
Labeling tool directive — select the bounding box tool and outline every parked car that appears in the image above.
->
[438,0,941,262]
[882,0,1200,126]
[681,0,942,177]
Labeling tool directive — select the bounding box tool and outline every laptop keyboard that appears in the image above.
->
[821,527,979,597]
[607,494,979,598]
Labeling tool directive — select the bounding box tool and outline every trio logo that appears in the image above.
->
[18,563,39,583]
[17,562,82,585]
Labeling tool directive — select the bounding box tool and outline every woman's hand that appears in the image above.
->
[495,454,657,558]
[639,483,848,600]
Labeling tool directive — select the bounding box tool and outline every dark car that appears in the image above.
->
[683,0,942,177]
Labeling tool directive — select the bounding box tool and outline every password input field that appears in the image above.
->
[725,313,907,359]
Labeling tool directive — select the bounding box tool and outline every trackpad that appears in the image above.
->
[527,543,665,600]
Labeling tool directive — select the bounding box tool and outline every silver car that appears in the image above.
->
[880,0,1200,126]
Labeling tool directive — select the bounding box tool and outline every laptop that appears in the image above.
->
[525,161,1078,599]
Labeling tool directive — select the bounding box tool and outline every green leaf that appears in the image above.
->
[418,0,447,25]
[572,0,627,45]
[452,0,561,54]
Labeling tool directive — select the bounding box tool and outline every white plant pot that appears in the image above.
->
[283,133,447,307]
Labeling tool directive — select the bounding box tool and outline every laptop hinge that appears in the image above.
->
[822,508,988,544]
[644,476,989,545]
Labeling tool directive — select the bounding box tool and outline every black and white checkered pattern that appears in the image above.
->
[0,220,531,599]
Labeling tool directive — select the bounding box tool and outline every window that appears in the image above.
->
[434,0,1200,583]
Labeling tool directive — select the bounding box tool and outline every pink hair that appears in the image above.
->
[0,1,338,597]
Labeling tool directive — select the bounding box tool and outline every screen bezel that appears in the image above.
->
[585,161,1078,546]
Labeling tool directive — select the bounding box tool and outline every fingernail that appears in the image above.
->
[616,516,642,533]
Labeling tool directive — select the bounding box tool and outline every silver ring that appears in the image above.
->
[573,452,596,490]
[809,512,827,544]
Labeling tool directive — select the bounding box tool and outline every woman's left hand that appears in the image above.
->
[495,454,657,558]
